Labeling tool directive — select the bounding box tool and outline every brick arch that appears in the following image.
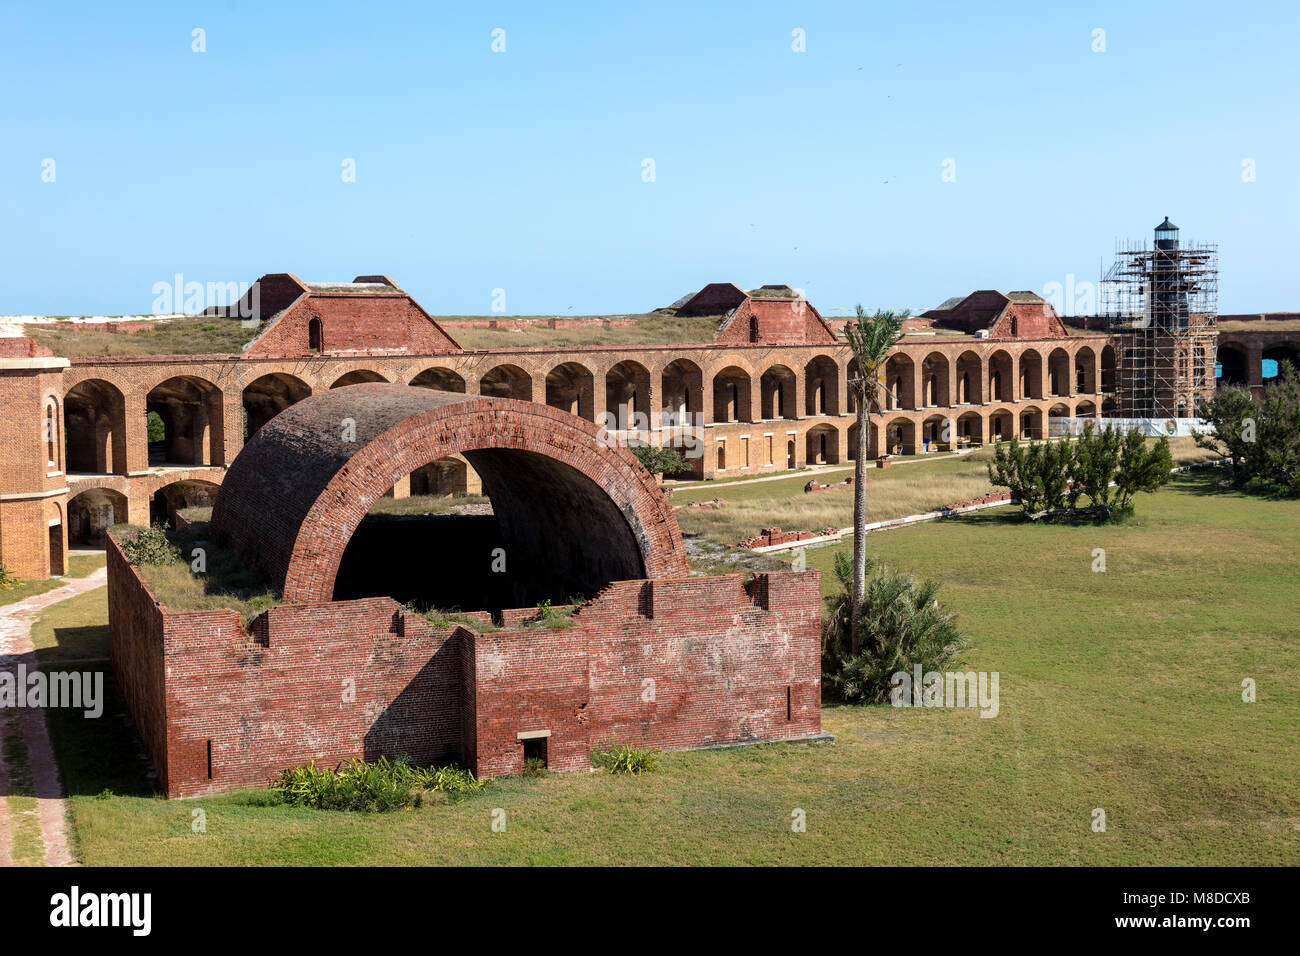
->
[210,384,687,605]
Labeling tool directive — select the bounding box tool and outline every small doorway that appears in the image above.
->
[48,522,65,576]
[786,439,796,469]
[521,735,548,772]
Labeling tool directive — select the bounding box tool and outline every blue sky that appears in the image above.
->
[2,0,1296,317]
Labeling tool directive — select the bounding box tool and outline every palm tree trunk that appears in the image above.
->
[851,394,868,655]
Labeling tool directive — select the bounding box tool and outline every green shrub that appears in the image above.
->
[592,742,660,775]
[0,563,20,590]
[524,599,576,629]
[273,755,489,811]
[118,525,181,565]
[1199,363,1300,494]
[627,442,690,477]
[822,551,968,704]
[523,757,548,777]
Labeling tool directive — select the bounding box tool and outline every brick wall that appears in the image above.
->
[106,539,822,797]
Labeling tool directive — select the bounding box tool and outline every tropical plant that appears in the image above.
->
[822,551,967,704]
[273,755,488,811]
[592,742,660,775]
[843,306,906,652]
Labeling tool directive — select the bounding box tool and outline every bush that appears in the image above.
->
[987,426,1172,520]
[0,563,20,591]
[523,757,548,777]
[627,442,689,477]
[592,742,660,775]
[1199,362,1300,494]
[822,551,967,704]
[118,525,181,565]
[273,756,489,811]
[524,598,575,629]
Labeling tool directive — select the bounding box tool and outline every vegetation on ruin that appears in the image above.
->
[444,311,725,349]
[987,425,1174,521]
[418,606,499,632]
[111,523,280,628]
[273,756,490,812]
[0,563,20,590]
[592,742,660,776]
[522,599,577,629]
[366,493,490,516]
[35,469,1300,863]
[23,316,263,357]
[627,441,689,477]
[1197,363,1300,495]
[821,551,968,704]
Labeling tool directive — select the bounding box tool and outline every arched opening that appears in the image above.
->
[409,456,472,496]
[988,409,1014,443]
[760,365,797,420]
[989,350,1013,403]
[1019,407,1043,440]
[545,362,595,421]
[1048,348,1071,397]
[1076,401,1097,417]
[410,367,467,393]
[1019,350,1043,400]
[711,366,752,423]
[1262,344,1300,381]
[1048,403,1070,436]
[45,399,60,471]
[67,487,129,548]
[846,359,860,413]
[605,361,650,431]
[211,388,686,613]
[1075,347,1097,394]
[804,356,839,416]
[308,317,324,353]
[48,501,65,575]
[150,479,220,529]
[805,424,839,465]
[717,443,727,472]
[955,351,981,404]
[885,417,916,455]
[1102,397,1117,415]
[64,379,127,475]
[146,376,225,466]
[956,411,983,446]
[331,370,388,389]
[921,414,950,450]
[1101,345,1117,392]
[1215,344,1248,386]
[480,364,532,402]
[921,353,950,407]
[884,354,916,410]
[242,373,311,440]
[661,359,703,427]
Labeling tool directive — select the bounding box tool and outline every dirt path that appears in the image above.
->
[0,567,107,867]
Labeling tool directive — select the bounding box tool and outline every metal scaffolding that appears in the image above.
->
[1100,220,1218,418]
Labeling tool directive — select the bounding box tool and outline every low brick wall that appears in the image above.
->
[106,538,823,796]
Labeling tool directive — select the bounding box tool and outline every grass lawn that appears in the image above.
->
[34,467,1300,865]
[0,552,104,607]
[674,437,1222,547]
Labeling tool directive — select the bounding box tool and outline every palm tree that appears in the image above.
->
[843,306,906,653]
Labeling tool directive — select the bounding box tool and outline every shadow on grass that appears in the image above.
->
[43,666,157,798]
[34,624,109,666]
[1170,465,1299,501]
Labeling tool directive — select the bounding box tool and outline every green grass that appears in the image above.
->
[367,493,489,516]
[24,316,263,357]
[445,312,723,348]
[36,467,1300,865]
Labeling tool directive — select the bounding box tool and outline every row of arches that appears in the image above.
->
[1216,342,1300,386]
[58,344,1126,476]
[871,346,1114,411]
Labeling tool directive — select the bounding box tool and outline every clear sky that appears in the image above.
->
[2,0,1296,317]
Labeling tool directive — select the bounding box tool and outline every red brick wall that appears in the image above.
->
[246,295,460,358]
[106,542,822,796]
